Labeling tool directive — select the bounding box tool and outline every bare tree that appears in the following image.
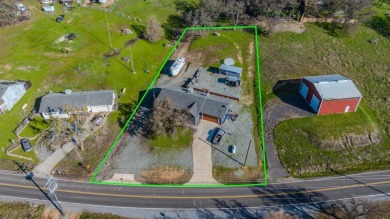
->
[147,98,190,137]
[226,1,246,26]
[144,15,164,43]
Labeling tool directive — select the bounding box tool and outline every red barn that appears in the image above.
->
[299,74,362,115]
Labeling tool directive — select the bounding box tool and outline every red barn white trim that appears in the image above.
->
[299,74,362,115]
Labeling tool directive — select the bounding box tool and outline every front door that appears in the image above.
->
[345,105,350,112]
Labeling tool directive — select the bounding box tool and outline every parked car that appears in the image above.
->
[212,128,225,145]
[56,15,65,22]
[21,138,32,152]
[65,33,76,40]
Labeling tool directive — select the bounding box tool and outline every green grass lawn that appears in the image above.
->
[0,0,182,169]
[274,104,390,178]
[19,116,51,138]
[148,128,193,149]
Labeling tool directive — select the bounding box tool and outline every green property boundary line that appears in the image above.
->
[90,25,268,187]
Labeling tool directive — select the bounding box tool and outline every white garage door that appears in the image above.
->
[310,94,320,113]
[300,83,309,99]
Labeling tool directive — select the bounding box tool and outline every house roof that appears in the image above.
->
[304,74,362,100]
[156,88,231,120]
[219,64,242,75]
[0,80,26,98]
[38,90,115,113]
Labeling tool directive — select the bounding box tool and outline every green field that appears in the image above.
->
[0,0,191,170]
[275,104,390,177]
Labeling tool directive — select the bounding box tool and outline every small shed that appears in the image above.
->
[42,5,55,12]
[219,64,242,78]
[299,74,362,115]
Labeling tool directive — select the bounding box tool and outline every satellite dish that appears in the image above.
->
[224,58,235,66]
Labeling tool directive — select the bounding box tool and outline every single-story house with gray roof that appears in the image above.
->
[155,88,231,125]
[299,74,362,115]
[38,90,115,119]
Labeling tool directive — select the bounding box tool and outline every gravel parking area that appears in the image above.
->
[211,101,257,168]
[96,103,193,182]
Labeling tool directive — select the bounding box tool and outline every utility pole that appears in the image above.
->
[45,175,64,216]
[129,46,136,74]
[244,139,252,166]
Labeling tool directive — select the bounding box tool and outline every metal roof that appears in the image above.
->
[0,80,26,98]
[38,90,115,113]
[156,88,231,119]
[304,74,362,100]
[219,64,242,75]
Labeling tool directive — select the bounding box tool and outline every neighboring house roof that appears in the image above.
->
[219,64,243,74]
[156,88,231,120]
[0,80,26,99]
[303,74,362,100]
[38,90,115,113]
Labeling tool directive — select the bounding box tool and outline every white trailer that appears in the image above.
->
[170,57,185,76]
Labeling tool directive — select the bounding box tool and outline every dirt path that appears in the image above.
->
[263,96,313,181]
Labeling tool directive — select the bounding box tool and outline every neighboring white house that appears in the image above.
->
[38,90,116,119]
[0,80,30,114]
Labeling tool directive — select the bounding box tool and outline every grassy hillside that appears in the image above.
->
[0,0,192,170]
[263,4,390,177]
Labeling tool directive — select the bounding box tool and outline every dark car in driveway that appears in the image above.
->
[212,128,225,145]
[56,15,64,22]
[21,138,32,152]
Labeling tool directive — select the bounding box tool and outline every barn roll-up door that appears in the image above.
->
[300,82,309,99]
[310,94,320,113]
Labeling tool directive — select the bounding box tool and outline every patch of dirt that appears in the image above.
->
[139,166,192,184]
[4,64,12,70]
[66,18,73,24]
[42,207,61,219]
[16,66,40,72]
[314,129,382,151]
[240,40,255,106]
[273,20,306,33]
[214,166,262,184]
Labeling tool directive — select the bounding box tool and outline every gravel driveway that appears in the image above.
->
[264,95,313,181]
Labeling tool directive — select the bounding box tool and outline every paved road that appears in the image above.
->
[1,170,390,213]
[263,96,314,180]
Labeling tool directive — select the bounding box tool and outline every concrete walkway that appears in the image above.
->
[33,142,76,176]
[264,95,313,181]
[33,114,104,176]
[187,121,219,184]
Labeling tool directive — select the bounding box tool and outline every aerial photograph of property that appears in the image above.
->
[0,0,389,218]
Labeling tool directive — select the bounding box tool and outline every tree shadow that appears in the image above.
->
[272,79,314,114]
[117,101,137,128]
[366,15,390,38]
[195,184,340,218]
[327,166,390,198]
[130,23,146,38]
[315,22,344,37]
[163,14,186,40]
